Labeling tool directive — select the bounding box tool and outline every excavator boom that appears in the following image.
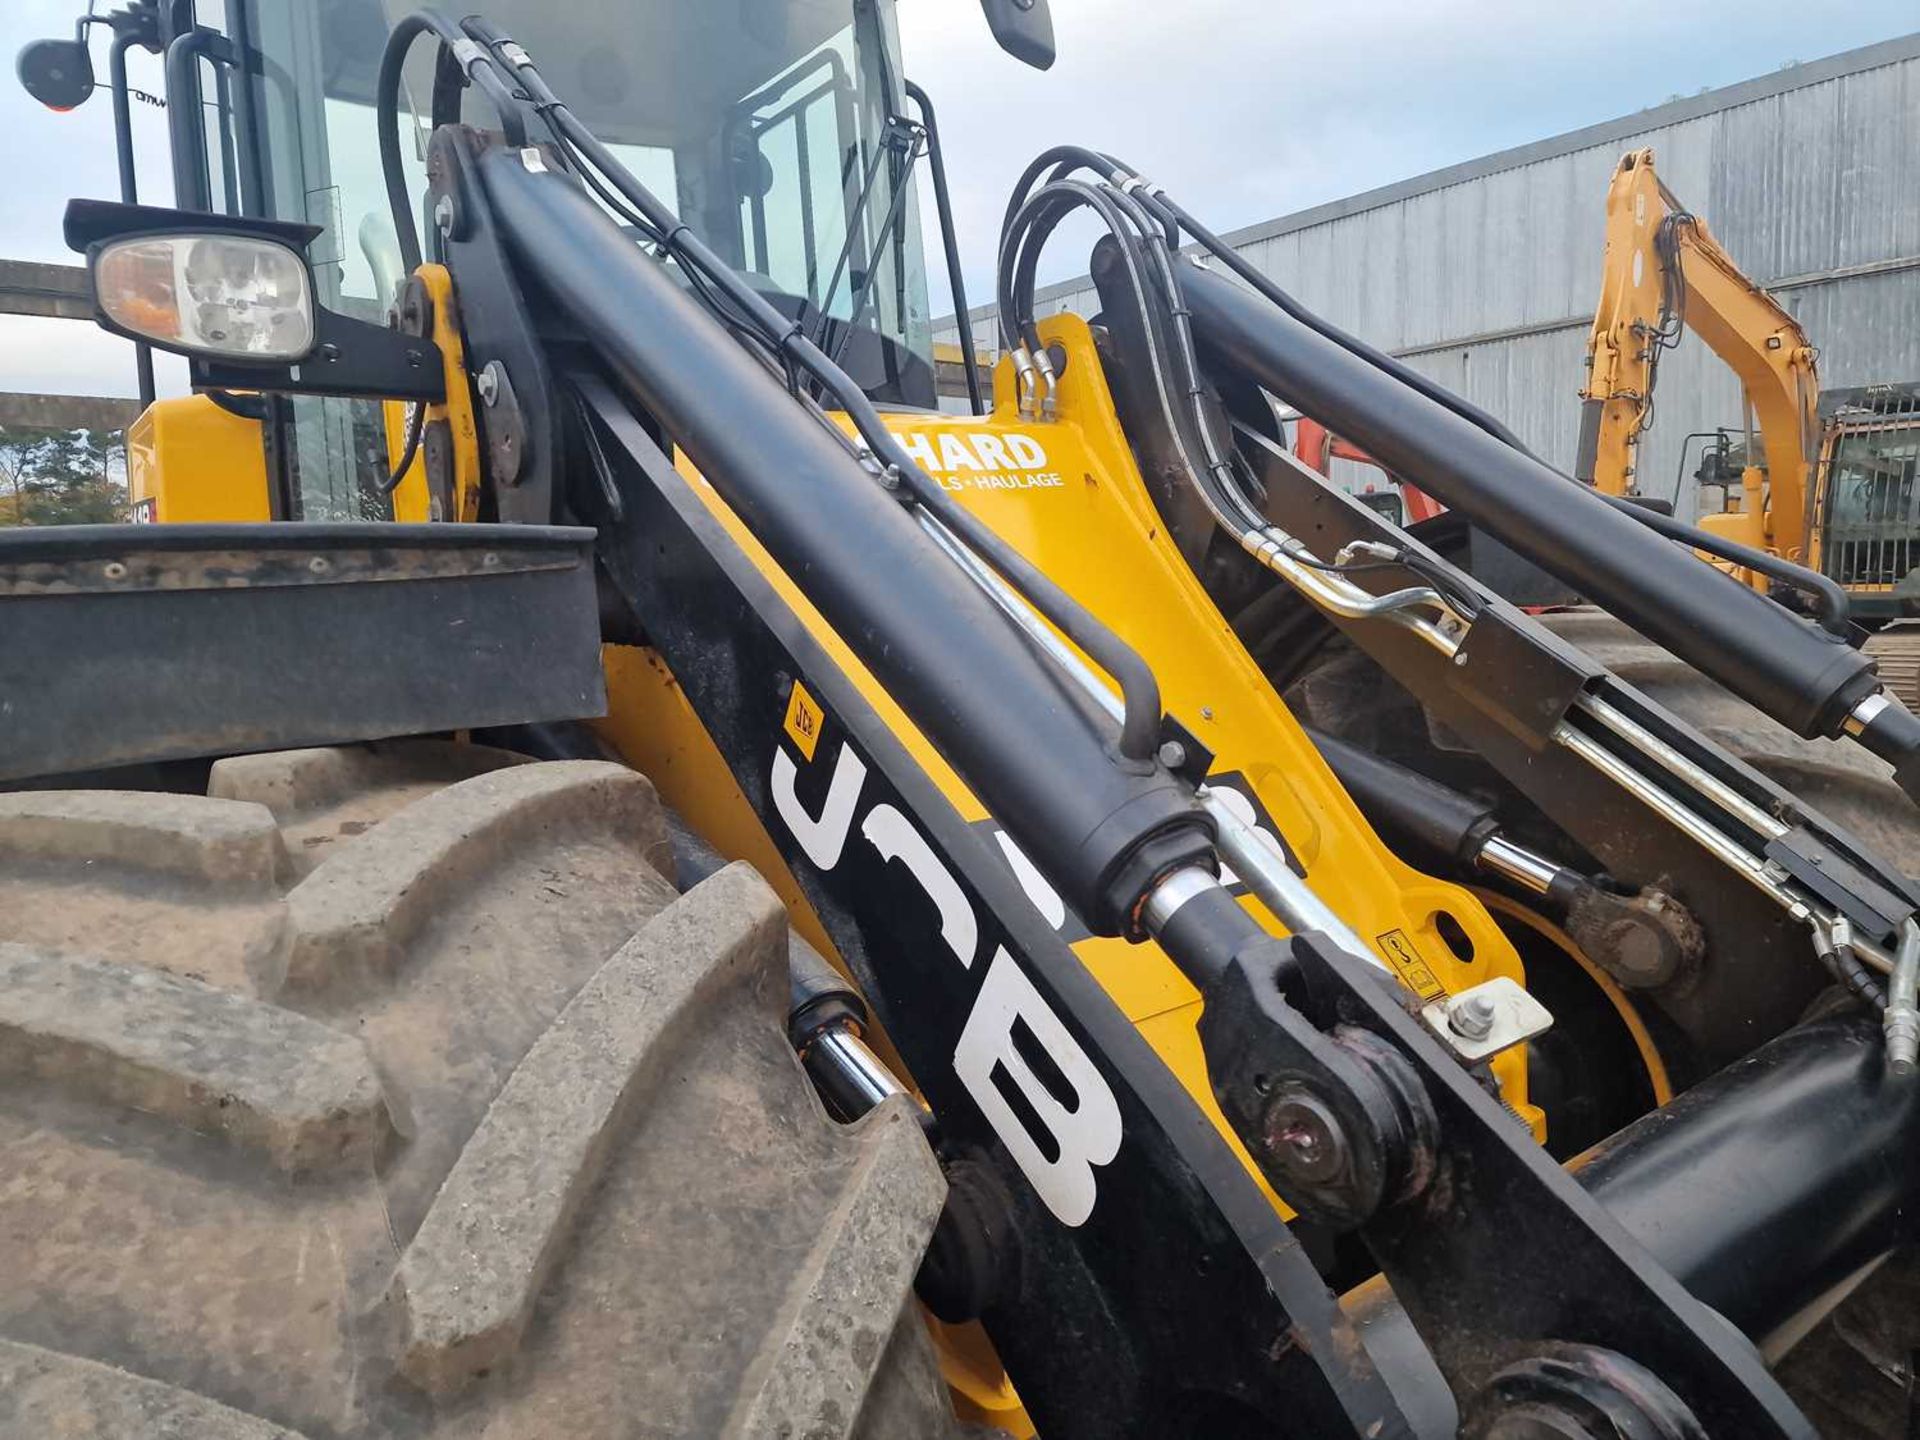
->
[1577,148,1822,566]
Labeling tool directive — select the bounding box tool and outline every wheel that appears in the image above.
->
[0,740,956,1439]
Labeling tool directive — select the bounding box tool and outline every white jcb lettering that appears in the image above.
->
[862,804,980,968]
[992,830,1067,930]
[954,948,1123,1227]
[771,741,867,870]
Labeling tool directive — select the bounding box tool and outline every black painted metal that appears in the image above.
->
[104,27,155,408]
[422,128,559,524]
[567,367,1412,1437]
[0,523,603,782]
[1201,931,1815,1436]
[1347,1013,1920,1425]
[1177,257,1876,743]
[1574,1014,1920,1346]
[477,144,1212,937]
[163,25,230,211]
[906,80,983,415]
[221,0,270,219]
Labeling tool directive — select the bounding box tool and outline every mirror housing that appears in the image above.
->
[979,0,1056,71]
[17,36,95,111]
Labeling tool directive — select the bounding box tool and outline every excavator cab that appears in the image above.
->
[1816,384,1920,612]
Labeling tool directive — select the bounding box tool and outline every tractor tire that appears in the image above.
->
[0,740,957,1440]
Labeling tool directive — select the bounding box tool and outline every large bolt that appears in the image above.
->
[1447,989,1499,1040]
[1262,1090,1350,1188]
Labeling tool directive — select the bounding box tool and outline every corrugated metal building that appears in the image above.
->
[935,33,1920,518]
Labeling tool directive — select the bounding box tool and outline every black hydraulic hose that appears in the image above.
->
[1006,154,1850,629]
[1158,195,1531,454]
[1177,256,1879,743]
[472,145,1211,933]
[377,10,463,274]
[1145,186,1849,629]
[1612,494,1850,635]
[381,402,426,496]
[377,9,525,276]
[905,80,982,415]
[456,18,1164,764]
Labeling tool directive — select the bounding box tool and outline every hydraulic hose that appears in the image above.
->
[1000,151,1853,634]
[456,18,1165,765]
[377,8,526,276]
[1175,256,1880,745]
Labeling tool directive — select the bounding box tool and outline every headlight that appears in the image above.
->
[93,233,315,362]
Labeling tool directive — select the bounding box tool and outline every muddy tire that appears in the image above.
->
[0,740,956,1439]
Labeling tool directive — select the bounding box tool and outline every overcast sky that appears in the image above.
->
[0,0,1913,399]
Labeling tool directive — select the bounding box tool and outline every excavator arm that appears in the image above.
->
[1576,148,1822,568]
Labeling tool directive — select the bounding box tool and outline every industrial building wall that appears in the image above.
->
[937,33,1920,520]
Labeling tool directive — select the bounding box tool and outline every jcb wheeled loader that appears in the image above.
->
[7,3,1920,1437]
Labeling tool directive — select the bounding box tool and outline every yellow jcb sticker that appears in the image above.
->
[783,679,824,762]
[1375,929,1446,1002]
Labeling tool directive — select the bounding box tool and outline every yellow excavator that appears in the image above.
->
[1577,147,1920,702]
[9,6,1920,1439]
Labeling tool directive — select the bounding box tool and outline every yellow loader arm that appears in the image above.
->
[1576,148,1821,566]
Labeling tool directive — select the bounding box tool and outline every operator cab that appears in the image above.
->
[24,0,1018,520]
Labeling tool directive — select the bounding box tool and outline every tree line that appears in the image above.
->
[0,425,128,526]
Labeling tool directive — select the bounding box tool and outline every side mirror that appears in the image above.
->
[18,36,95,111]
[979,0,1055,71]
